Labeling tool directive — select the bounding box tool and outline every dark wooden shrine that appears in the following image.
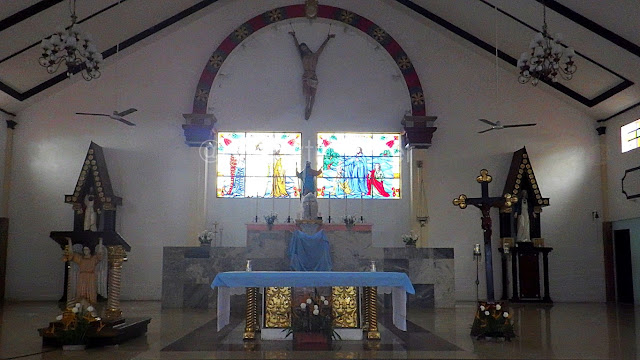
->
[499,147,553,303]
[42,142,150,347]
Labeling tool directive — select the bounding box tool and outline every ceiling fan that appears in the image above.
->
[478,119,536,133]
[76,108,137,126]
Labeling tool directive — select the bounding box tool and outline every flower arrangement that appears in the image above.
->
[198,230,214,245]
[264,212,278,225]
[284,289,340,341]
[343,215,356,228]
[470,301,515,340]
[45,303,104,345]
[401,231,419,246]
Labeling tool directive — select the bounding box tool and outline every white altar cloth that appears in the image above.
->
[211,271,415,332]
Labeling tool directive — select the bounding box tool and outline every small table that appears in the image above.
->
[211,271,415,340]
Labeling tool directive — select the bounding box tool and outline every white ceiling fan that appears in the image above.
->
[76,108,137,126]
[478,119,536,133]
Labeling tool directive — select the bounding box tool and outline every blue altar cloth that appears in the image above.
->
[212,271,415,294]
[288,230,332,271]
[211,271,415,332]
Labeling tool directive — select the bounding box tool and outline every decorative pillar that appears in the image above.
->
[365,286,380,340]
[402,116,436,247]
[104,245,127,321]
[362,287,370,331]
[243,287,259,340]
[65,243,75,309]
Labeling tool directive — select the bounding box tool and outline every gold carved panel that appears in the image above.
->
[264,287,291,328]
[331,286,359,328]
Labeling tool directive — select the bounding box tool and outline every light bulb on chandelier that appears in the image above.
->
[517,2,576,86]
[38,0,103,81]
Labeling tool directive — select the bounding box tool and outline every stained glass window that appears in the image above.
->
[216,132,302,198]
[316,133,402,199]
[621,119,640,153]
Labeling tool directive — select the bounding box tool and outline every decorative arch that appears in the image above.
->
[191,4,425,116]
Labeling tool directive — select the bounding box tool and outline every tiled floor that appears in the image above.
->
[0,301,638,359]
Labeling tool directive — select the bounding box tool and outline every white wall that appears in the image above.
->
[5,0,604,302]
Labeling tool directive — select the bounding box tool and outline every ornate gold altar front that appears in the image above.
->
[244,285,380,341]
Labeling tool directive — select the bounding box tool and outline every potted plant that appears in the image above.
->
[198,230,214,246]
[284,289,340,349]
[401,231,418,247]
[264,212,278,230]
[342,215,356,229]
[41,303,103,350]
[470,302,515,340]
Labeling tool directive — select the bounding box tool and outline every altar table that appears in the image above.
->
[211,271,415,340]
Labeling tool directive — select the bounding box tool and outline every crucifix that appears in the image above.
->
[453,169,517,302]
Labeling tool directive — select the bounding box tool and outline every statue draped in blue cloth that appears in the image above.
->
[296,161,322,197]
[288,230,332,271]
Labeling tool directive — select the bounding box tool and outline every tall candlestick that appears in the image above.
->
[255,192,259,222]
[344,195,347,216]
[328,194,331,218]
[272,192,275,213]
[360,194,363,217]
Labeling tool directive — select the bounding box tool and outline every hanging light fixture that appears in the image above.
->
[517,1,576,85]
[39,0,103,81]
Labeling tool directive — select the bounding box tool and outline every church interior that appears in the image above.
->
[1,0,640,359]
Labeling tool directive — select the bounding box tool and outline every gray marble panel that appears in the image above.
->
[433,248,454,259]
[250,257,289,271]
[383,259,409,274]
[408,284,434,308]
[185,260,211,285]
[408,258,435,284]
[247,230,290,259]
[183,284,210,309]
[434,259,455,308]
[161,279,183,308]
[185,246,211,258]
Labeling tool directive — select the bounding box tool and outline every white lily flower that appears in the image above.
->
[71,307,78,313]
[503,312,509,318]
[313,309,319,315]
[314,304,319,310]
[56,315,63,321]
[306,298,312,304]
[300,303,306,309]
[495,304,501,311]
[484,311,490,316]
[87,306,94,312]
[323,300,329,306]
[320,296,325,301]
[479,305,485,311]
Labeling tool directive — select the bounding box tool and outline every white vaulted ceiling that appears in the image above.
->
[1,0,639,124]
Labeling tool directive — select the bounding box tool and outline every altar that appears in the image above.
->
[212,271,415,341]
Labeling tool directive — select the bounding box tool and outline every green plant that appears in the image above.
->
[49,303,103,345]
[470,302,515,339]
[198,230,214,244]
[401,231,418,246]
[283,289,341,340]
[264,213,278,225]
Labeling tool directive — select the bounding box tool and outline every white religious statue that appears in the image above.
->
[301,192,319,220]
[83,193,97,231]
[516,190,531,242]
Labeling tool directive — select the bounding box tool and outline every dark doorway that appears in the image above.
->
[614,229,634,303]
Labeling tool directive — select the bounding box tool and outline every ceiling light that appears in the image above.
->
[38,0,103,81]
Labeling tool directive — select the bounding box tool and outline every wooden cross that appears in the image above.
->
[453,169,517,302]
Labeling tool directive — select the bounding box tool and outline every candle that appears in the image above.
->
[473,243,481,256]
[328,194,331,218]
[288,197,291,218]
[255,192,259,220]
[344,194,347,216]
[360,194,363,217]
[272,192,275,213]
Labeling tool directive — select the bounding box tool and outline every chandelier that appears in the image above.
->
[38,0,103,81]
[517,2,576,85]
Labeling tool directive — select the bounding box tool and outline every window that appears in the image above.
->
[622,119,640,153]
[316,132,401,199]
[216,132,301,198]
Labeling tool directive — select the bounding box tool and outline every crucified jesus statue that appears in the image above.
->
[289,31,335,120]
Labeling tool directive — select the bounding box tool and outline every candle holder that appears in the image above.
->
[360,215,364,223]
[328,215,332,223]
[246,259,252,272]
[473,244,481,301]
[287,215,291,223]
[254,215,258,223]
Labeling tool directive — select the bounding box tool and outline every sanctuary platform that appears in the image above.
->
[162,223,454,309]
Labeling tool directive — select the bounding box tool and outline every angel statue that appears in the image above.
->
[63,238,108,306]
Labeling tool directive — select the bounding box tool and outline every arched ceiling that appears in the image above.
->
[0,0,639,124]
